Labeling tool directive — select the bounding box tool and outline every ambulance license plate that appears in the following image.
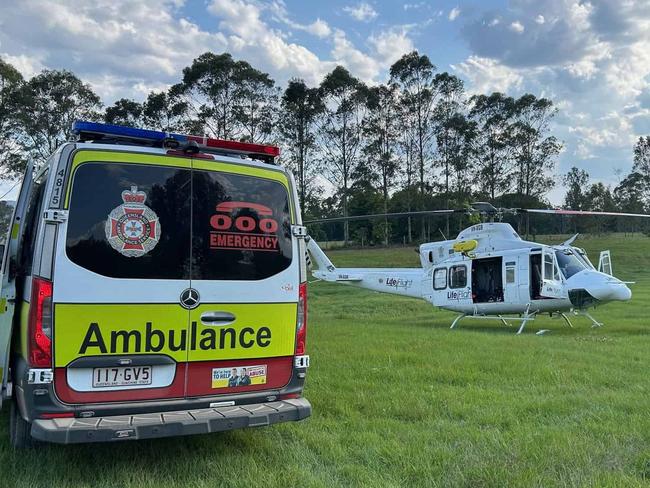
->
[92,366,152,388]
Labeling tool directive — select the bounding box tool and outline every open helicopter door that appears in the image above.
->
[541,247,567,299]
[598,250,612,275]
[0,161,34,406]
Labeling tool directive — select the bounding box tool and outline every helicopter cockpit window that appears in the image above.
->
[573,248,595,269]
[555,249,586,279]
[449,265,467,288]
[433,268,447,290]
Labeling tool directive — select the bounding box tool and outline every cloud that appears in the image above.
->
[448,7,461,21]
[343,2,378,22]
[331,29,380,82]
[509,21,525,33]
[403,2,425,11]
[0,53,44,78]
[307,19,332,38]
[456,0,650,188]
[451,56,524,94]
[368,28,415,68]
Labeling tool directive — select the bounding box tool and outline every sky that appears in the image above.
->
[1,0,649,204]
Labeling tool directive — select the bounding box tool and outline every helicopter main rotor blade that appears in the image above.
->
[304,209,459,224]
[523,209,650,218]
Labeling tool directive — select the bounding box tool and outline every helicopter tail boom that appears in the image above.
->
[306,239,424,298]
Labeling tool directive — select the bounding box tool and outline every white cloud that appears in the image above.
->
[448,7,461,21]
[451,56,524,94]
[368,28,415,68]
[331,29,379,82]
[343,2,378,22]
[0,53,44,78]
[307,19,332,38]
[509,21,525,33]
[535,15,545,25]
[403,2,425,11]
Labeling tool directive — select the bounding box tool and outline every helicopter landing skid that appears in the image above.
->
[449,310,537,335]
[575,310,603,328]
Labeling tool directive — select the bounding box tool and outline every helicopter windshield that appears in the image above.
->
[573,247,595,269]
[555,249,587,279]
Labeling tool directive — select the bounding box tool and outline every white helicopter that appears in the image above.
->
[306,203,649,334]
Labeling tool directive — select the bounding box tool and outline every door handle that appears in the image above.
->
[200,311,236,326]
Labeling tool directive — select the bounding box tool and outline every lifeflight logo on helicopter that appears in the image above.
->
[447,289,471,301]
[209,201,280,252]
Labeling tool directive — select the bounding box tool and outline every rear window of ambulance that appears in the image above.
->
[66,161,292,280]
[191,168,292,280]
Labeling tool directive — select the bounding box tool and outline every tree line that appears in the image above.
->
[1,51,648,244]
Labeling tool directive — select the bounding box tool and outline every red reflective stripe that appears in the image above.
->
[40,412,74,419]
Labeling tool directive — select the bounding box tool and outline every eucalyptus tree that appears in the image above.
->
[104,98,144,127]
[510,94,562,198]
[17,69,102,164]
[390,51,438,239]
[179,52,277,143]
[318,66,368,244]
[0,58,24,176]
[469,92,516,200]
[278,78,324,209]
[362,83,400,244]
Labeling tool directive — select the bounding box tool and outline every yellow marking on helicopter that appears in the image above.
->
[453,239,478,255]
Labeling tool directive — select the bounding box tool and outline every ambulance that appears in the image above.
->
[0,121,311,447]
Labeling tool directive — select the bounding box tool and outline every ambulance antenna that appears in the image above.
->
[438,229,447,241]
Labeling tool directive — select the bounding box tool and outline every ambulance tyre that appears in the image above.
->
[9,400,36,449]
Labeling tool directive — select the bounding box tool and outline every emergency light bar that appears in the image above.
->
[72,121,280,164]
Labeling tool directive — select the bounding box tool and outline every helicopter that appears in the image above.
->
[305,203,649,334]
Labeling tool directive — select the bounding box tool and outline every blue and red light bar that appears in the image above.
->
[72,121,280,162]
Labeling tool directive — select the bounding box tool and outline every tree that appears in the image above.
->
[318,66,367,244]
[179,52,277,142]
[362,84,400,244]
[234,64,278,143]
[105,98,144,127]
[390,51,438,239]
[17,69,102,163]
[469,93,516,200]
[278,79,324,209]
[0,58,25,176]
[632,136,650,206]
[432,72,465,196]
[510,94,561,198]
[142,87,195,133]
[562,167,589,210]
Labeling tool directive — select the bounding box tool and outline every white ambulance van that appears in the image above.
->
[0,121,310,447]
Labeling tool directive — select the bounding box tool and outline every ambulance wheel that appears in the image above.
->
[9,400,36,449]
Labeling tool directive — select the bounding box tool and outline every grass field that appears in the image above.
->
[0,235,649,487]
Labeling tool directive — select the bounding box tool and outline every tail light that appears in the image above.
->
[28,277,53,367]
[295,282,307,355]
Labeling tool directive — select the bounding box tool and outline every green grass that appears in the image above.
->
[1,235,649,487]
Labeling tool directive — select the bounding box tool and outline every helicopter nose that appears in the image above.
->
[586,277,632,302]
[566,271,632,305]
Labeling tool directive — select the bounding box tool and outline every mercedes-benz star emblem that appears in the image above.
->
[180,288,200,309]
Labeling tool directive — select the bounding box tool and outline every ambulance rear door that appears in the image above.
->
[185,159,299,397]
[52,150,192,404]
[0,161,34,406]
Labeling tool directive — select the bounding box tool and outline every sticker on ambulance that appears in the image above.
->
[105,186,161,257]
[211,365,267,389]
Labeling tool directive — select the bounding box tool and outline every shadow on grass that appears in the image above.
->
[0,410,282,487]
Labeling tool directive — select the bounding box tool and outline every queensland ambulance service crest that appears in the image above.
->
[105,186,161,257]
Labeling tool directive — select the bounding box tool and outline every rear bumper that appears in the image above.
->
[30,398,311,444]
